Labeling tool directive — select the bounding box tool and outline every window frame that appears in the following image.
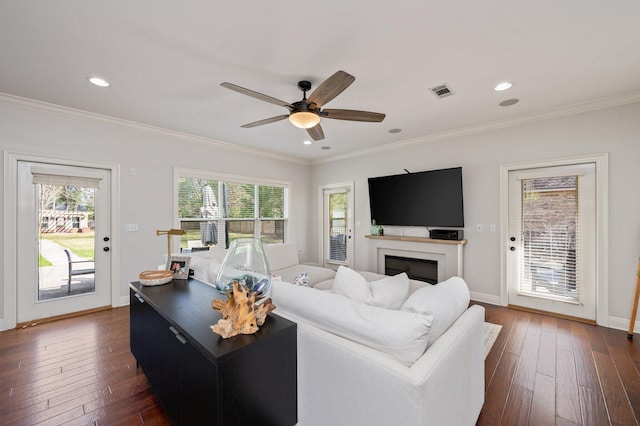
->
[174,167,290,249]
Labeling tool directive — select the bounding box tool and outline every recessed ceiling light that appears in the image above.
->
[494,82,512,91]
[388,128,402,134]
[303,140,312,145]
[499,98,519,107]
[88,76,110,87]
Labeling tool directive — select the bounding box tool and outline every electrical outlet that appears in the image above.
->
[476,224,483,232]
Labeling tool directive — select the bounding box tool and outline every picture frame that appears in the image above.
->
[166,255,191,280]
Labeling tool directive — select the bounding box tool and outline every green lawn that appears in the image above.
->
[39,254,52,267]
[180,231,282,249]
[40,232,95,259]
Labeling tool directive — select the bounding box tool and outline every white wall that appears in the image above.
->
[0,97,311,325]
[309,102,640,323]
[3,95,640,329]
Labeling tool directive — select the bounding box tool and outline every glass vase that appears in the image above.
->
[215,238,271,297]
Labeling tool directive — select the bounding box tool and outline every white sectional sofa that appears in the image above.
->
[183,243,485,426]
[186,241,337,287]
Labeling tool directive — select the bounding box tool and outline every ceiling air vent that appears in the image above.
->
[430,83,454,99]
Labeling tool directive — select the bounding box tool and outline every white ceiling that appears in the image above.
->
[2,1,640,163]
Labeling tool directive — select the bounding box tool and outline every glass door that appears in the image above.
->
[322,184,354,269]
[17,161,112,323]
[507,163,596,320]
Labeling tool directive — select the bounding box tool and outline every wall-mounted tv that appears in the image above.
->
[368,167,464,227]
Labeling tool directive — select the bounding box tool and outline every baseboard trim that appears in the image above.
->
[470,291,502,306]
[119,295,130,307]
[608,316,639,335]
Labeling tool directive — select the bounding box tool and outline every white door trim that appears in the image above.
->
[318,182,354,268]
[499,153,609,326]
[3,151,121,331]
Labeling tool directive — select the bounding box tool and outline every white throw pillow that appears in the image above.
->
[369,273,410,309]
[332,265,372,304]
[272,280,432,366]
[401,276,470,346]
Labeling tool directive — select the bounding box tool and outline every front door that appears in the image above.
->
[16,161,112,324]
[507,163,596,320]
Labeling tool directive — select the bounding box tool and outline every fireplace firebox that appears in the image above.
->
[385,255,437,284]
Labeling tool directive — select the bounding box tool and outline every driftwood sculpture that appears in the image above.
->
[210,280,276,339]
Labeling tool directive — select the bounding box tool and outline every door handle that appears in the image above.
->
[169,326,188,344]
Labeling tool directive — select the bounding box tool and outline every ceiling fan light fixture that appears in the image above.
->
[289,111,320,129]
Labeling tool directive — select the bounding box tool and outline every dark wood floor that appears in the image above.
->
[0,308,170,426]
[477,302,640,426]
[1,304,639,425]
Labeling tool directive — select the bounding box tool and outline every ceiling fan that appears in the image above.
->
[221,70,385,141]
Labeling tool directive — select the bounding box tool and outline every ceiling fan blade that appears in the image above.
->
[221,82,293,108]
[307,71,355,108]
[307,123,325,141]
[241,115,289,128]
[322,109,386,122]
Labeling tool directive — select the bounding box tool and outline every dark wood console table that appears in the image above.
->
[129,278,297,426]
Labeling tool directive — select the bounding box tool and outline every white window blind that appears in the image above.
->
[177,175,288,248]
[32,170,102,188]
[328,191,347,263]
[519,175,579,301]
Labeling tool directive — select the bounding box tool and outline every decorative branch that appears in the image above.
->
[210,280,275,339]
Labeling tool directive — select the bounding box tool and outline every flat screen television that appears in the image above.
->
[368,167,464,227]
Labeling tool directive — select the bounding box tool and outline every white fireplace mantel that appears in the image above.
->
[365,235,466,282]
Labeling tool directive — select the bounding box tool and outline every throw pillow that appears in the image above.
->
[401,276,470,346]
[369,273,410,309]
[332,265,372,304]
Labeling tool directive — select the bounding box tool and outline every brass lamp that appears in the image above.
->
[156,228,185,258]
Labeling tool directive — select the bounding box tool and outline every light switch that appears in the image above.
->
[125,224,139,232]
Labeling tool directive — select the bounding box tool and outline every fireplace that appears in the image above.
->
[368,235,466,283]
[385,255,437,284]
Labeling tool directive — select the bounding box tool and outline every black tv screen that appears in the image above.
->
[368,167,464,227]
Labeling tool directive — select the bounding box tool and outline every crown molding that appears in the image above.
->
[0,93,312,166]
[312,90,640,165]
[4,89,639,168]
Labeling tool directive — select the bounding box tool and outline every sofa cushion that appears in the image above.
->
[275,264,336,287]
[182,248,227,283]
[263,242,299,271]
[400,276,470,346]
[272,280,432,366]
[370,272,410,309]
[330,266,410,309]
[332,265,372,304]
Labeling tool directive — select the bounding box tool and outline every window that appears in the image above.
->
[520,175,578,300]
[176,170,289,249]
